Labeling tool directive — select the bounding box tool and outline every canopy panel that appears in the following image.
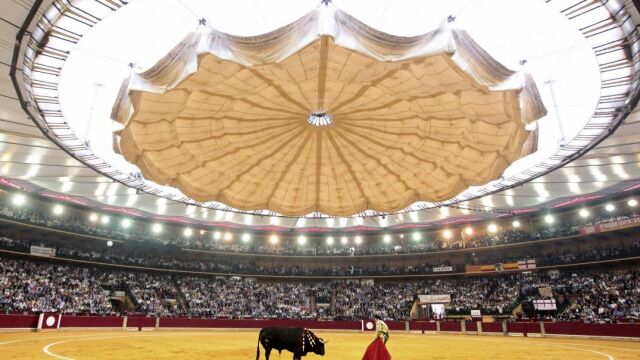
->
[113,6,546,216]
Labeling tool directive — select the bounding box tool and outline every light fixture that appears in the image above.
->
[121,218,132,228]
[340,236,348,245]
[443,229,452,239]
[399,234,404,239]
[605,203,615,212]
[512,220,520,228]
[11,194,26,207]
[464,227,473,235]
[412,232,422,241]
[326,236,334,245]
[224,232,232,241]
[151,223,162,234]
[579,209,590,218]
[354,236,362,245]
[383,234,391,244]
[487,223,498,233]
[297,235,307,245]
[183,228,193,237]
[269,234,279,245]
[241,233,251,243]
[52,204,64,215]
[213,231,222,240]
[628,199,638,207]
[89,213,99,222]
[100,215,110,224]
[200,229,205,235]
[106,240,113,247]
[544,214,554,224]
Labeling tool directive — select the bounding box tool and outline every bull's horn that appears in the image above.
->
[319,338,329,344]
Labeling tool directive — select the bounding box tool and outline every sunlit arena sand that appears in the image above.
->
[1,331,639,360]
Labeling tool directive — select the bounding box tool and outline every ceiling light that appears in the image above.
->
[106,240,113,247]
[52,204,64,215]
[213,231,222,240]
[443,230,452,239]
[269,234,279,245]
[183,228,193,237]
[383,234,391,244]
[544,214,554,224]
[224,232,232,241]
[100,215,110,224]
[605,203,615,212]
[579,209,589,218]
[326,236,334,245]
[512,220,520,228]
[242,233,251,243]
[412,232,422,241]
[628,199,638,207]
[297,235,307,245]
[487,223,498,233]
[200,229,205,235]
[464,227,473,235]
[89,213,98,222]
[151,223,162,234]
[340,236,348,245]
[399,234,404,239]
[354,236,362,245]
[121,218,132,228]
[11,194,26,206]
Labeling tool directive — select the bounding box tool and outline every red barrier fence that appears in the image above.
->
[481,322,503,333]
[1,315,638,338]
[61,315,123,328]
[544,322,640,338]
[0,314,39,329]
[439,321,461,332]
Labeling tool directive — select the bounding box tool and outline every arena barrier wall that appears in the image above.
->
[1,315,639,338]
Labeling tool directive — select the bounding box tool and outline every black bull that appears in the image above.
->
[256,327,327,360]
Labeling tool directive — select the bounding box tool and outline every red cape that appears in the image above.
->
[362,338,392,360]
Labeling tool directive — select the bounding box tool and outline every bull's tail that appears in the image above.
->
[256,329,263,360]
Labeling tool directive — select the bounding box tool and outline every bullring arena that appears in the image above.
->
[2,331,640,360]
[2,0,640,359]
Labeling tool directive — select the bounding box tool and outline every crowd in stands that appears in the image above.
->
[1,196,638,257]
[0,255,637,323]
[1,232,639,277]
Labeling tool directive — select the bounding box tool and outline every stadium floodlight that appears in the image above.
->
[487,223,498,233]
[297,235,307,245]
[464,227,473,235]
[326,236,334,245]
[544,214,554,224]
[628,199,638,207]
[213,231,222,240]
[512,220,521,228]
[241,233,251,243]
[354,236,363,245]
[11,193,26,207]
[106,240,113,247]
[183,228,193,237]
[151,223,162,234]
[224,232,232,241]
[52,204,64,215]
[412,232,422,241]
[579,209,590,218]
[383,234,392,244]
[605,203,615,212]
[340,236,348,245]
[200,229,205,235]
[121,218,132,228]
[89,213,99,222]
[443,229,452,239]
[100,215,110,224]
[269,234,279,245]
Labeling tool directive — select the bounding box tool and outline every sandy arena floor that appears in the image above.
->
[1,330,639,359]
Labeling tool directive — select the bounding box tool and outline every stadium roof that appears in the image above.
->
[1,0,639,229]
